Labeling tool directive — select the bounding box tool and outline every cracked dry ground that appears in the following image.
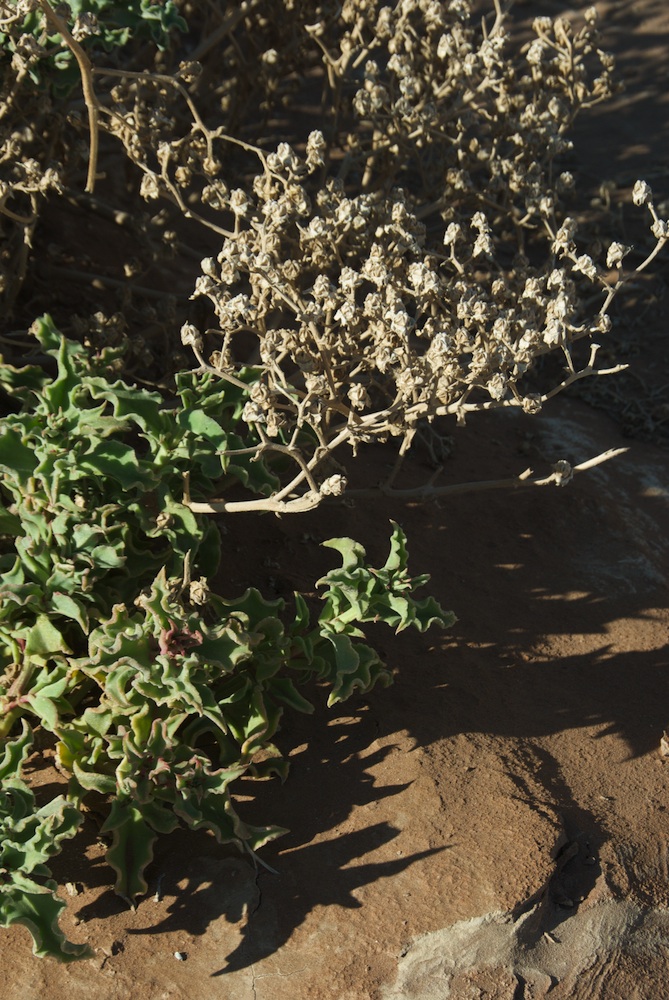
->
[3,0,669,997]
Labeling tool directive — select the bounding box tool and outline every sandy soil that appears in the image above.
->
[2,1,669,998]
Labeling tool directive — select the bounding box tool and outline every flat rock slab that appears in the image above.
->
[385,899,669,1000]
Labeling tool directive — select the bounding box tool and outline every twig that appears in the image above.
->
[341,448,629,503]
[185,447,628,515]
[38,0,100,193]
[186,491,322,515]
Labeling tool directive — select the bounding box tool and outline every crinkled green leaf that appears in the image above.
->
[0,883,90,961]
[78,439,156,491]
[0,360,49,398]
[87,378,165,432]
[41,333,86,414]
[48,592,89,632]
[30,794,85,863]
[137,799,180,836]
[324,639,391,706]
[219,588,285,624]
[320,536,367,572]
[412,597,457,633]
[31,670,69,700]
[30,315,62,355]
[177,406,228,446]
[0,721,33,781]
[384,520,409,572]
[291,592,311,631]
[24,615,71,658]
[24,696,57,731]
[0,761,85,959]
[267,677,314,714]
[71,760,116,796]
[0,429,38,476]
[101,799,157,903]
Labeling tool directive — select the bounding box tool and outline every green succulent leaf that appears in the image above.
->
[384,520,409,572]
[320,535,368,572]
[0,721,33,781]
[0,360,49,399]
[78,439,156,491]
[24,616,71,658]
[71,760,117,796]
[268,677,315,714]
[0,428,38,477]
[101,798,157,904]
[0,756,85,960]
[48,592,89,632]
[0,882,90,961]
[317,521,454,636]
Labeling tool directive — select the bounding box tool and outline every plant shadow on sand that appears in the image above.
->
[38,398,669,977]
[66,714,449,971]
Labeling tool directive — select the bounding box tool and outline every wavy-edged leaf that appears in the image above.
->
[0,720,33,780]
[0,428,38,476]
[317,633,392,706]
[411,596,456,633]
[48,592,89,632]
[268,677,314,714]
[87,378,165,433]
[0,360,49,399]
[101,798,157,903]
[219,587,285,623]
[24,694,62,732]
[71,760,116,796]
[0,880,90,961]
[30,314,63,355]
[138,799,180,836]
[24,616,71,658]
[320,536,366,573]
[384,520,409,572]
[78,439,157,491]
[41,332,87,414]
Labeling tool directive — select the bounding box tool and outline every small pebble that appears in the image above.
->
[174,951,187,962]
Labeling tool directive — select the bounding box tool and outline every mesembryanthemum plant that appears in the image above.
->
[0,316,452,958]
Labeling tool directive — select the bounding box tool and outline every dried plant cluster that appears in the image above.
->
[107,0,667,509]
